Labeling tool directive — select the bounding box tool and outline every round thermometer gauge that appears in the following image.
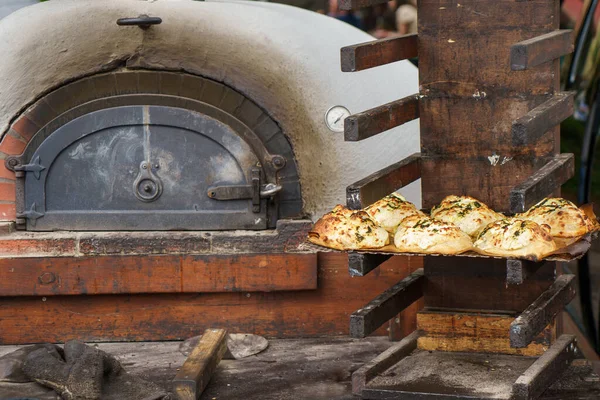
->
[325,105,351,133]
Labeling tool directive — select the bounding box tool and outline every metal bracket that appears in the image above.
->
[17,202,44,226]
[8,156,45,179]
[207,168,282,213]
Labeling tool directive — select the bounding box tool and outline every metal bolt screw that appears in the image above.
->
[144,184,152,193]
[7,159,18,167]
[272,156,285,168]
[38,272,56,285]
[153,163,159,169]
[142,164,147,169]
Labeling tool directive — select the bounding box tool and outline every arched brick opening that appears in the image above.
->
[0,69,303,225]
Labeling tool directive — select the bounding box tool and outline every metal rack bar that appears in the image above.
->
[349,253,392,277]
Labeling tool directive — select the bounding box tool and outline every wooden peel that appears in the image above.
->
[173,329,228,400]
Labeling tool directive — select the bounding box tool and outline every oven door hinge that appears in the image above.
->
[12,156,46,179]
[207,168,282,213]
[16,202,44,226]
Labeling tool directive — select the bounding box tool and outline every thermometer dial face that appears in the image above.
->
[325,106,351,133]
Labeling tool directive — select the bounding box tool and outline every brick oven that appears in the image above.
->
[0,0,421,343]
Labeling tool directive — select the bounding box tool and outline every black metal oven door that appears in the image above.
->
[21,106,272,231]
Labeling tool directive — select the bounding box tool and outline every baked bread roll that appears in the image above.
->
[365,193,426,233]
[431,195,503,238]
[308,205,389,250]
[518,198,596,238]
[474,218,556,259]
[393,215,473,254]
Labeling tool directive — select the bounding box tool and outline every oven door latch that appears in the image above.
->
[207,168,282,213]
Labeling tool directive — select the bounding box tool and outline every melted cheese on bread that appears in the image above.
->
[308,205,389,250]
[393,215,473,254]
[365,193,425,233]
[474,218,556,259]
[431,195,503,238]
[518,198,595,238]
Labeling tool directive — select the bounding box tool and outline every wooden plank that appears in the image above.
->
[512,92,574,146]
[0,253,318,296]
[511,30,574,71]
[341,34,418,72]
[346,153,421,210]
[512,335,577,400]
[417,311,554,357]
[350,269,424,338]
[509,153,575,213]
[344,94,419,142]
[338,0,389,11]
[0,253,422,344]
[506,260,552,286]
[173,328,228,400]
[510,274,577,348]
[351,331,418,395]
[348,253,392,277]
[423,257,555,313]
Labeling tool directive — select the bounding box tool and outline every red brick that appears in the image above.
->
[0,163,15,180]
[0,203,16,221]
[0,182,15,202]
[11,116,39,141]
[0,134,26,156]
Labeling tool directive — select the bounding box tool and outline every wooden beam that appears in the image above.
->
[351,331,418,395]
[512,335,577,400]
[341,34,418,72]
[506,259,552,286]
[173,328,228,400]
[512,92,574,146]
[510,275,576,348]
[509,153,575,213]
[348,253,392,277]
[350,269,424,338]
[511,30,574,71]
[344,94,419,142]
[338,0,390,11]
[0,253,318,296]
[346,153,421,210]
[417,310,554,357]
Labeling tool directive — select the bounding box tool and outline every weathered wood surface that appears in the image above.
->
[0,219,312,258]
[512,335,577,400]
[423,258,555,313]
[512,92,574,146]
[509,153,575,213]
[0,253,318,296]
[0,253,422,344]
[338,0,389,11]
[1,338,598,400]
[418,0,561,211]
[344,94,419,142]
[352,331,418,395]
[417,311,554,357]
[510,275,577,348]
[348,253,392,277]
[510,30,574,71]
[346,153,421,210]
[173,329,228,400]
[341,34,418,72]
[506,260,553,286]
[350,269,424,338]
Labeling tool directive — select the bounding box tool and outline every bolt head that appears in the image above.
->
[7,159,18,167]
